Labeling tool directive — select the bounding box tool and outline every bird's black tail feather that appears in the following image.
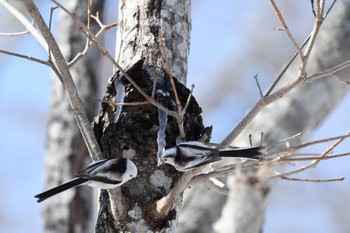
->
[34,178,87,202]
[218,146,263,159]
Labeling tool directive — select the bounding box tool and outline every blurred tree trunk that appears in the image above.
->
[93,0,203,232]
[42,1,105,233]
[178,2,350,233]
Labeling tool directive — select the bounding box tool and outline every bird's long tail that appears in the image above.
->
[218,146,263,159]
[34,178,87,202]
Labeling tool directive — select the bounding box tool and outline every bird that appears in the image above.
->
[35,158,137,202]
[161,141,263,172]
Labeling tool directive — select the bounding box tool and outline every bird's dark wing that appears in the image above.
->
[177,142,218,155]
[75,159,110,176]
[184,156,222,170]
[75,159,126,184]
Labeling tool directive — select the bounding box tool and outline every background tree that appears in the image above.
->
[179,1,350,232]
[43,1,104,233]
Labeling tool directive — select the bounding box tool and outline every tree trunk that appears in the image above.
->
[42,1,104,233]
[93,0,203,232]
[178,2,350,233]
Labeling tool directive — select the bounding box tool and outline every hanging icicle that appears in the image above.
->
[113,79,126,123]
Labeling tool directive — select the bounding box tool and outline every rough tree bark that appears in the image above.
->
[92,0,204,232]
[178,2,350,233]
[43,1,104,233]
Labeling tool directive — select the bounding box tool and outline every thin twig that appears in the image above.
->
[219,2,335,150]
[307,59,350,81]
[48,6,58,71]
[182,84,195,115]
[310,0,316,17]
[87,0,92,31]
[159,29,185,138]
[218,76,303,149]
[266,34,311,96]
[159,30,182,113]
[94,98,151,107]
[324,0,337,18]
[151,53,158,98]
[68,12,118,67]
[0,49,48,66]
[51,0,179,119]
[292,133,350,152]
[0,0,48,51]
[332,74,350,85]
[270,0,304,61]
[0,25,32,36]
[271,131,350,178]
[281,176,344,182]
[24,0,103,161]
[280,152,350,162]
[254,74,264,97]
[190,132,350,186]
[301,1,324,68]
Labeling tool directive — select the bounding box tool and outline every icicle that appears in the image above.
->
[113,79,125,123]
[157,109,168,166]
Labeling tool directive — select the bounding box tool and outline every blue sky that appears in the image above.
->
[1,1,350,233]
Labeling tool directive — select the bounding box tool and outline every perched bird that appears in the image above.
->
[161,141,263,171]
[35,158,137,202]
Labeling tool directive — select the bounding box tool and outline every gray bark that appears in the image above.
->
[93,0,197,232]
[42,1,104,233]
[178,2,350,233]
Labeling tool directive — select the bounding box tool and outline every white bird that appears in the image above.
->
[35,158,137,202]
[161,141,263,172]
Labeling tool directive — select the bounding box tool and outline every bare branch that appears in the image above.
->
[307,59,350,81]
[266,34,311,95]
[0,48,63,83]
[0,0,48,51]
[271,131,350,178]
[270,0,304,61]
[280,152,350,162]
[68,12,118,67]
[281,176,345,182]
[0,49,48,65]
[253,74,264,97]
[301,2,324,67]
[23,0,103,160]
[218,77,303,149]
[325,0,338,18]
[0,23,32,36]
[291,133,350,152]
[156,168,201,218]
[87,0,92,30]
[182,84,195,114]
[218,4,338,150]
[159,30,185,138]
[332,74,350,85]
[51,0,180,120]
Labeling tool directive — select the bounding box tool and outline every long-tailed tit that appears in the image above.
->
[35,158,137,202]
[161,141,263,171]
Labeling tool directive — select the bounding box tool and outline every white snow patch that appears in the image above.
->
[122,148,136,159]
[128,203,142,219]
[150,170,172,191]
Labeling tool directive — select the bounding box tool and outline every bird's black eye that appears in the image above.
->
[164,159,167,161]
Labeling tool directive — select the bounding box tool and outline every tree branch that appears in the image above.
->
[0,0,48,50]
[23,0,103,160]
